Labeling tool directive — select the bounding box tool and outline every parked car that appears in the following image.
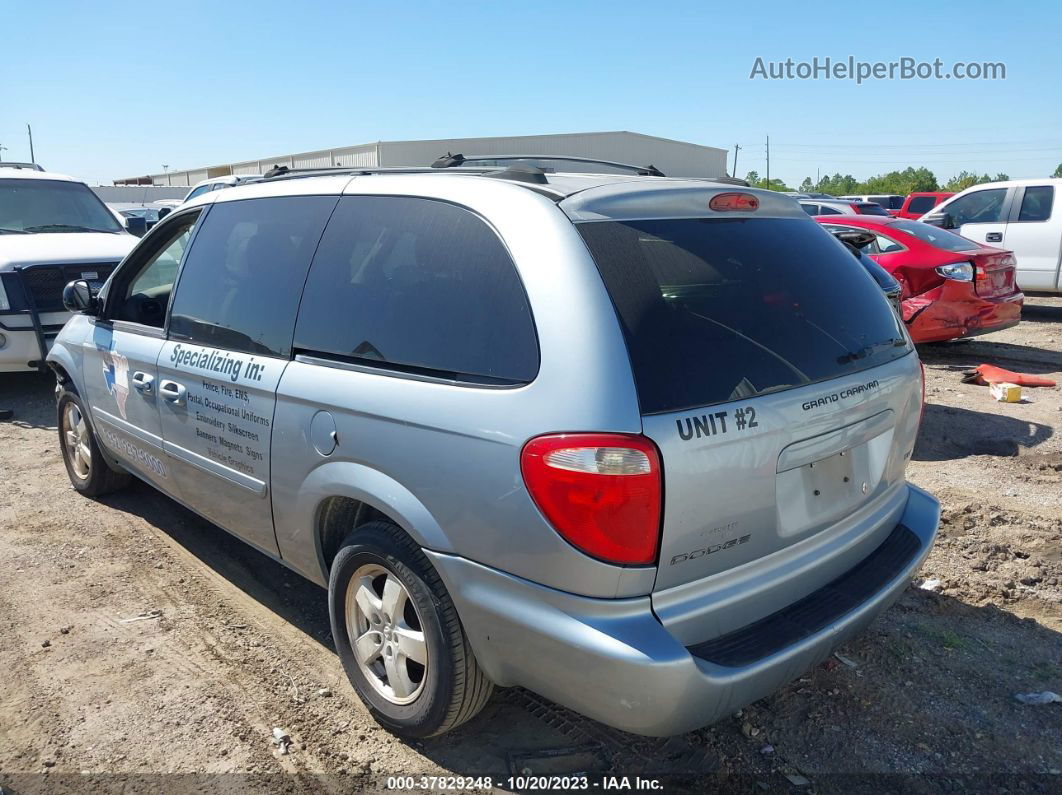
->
[118,207,162,236]
[921,178,1061,292]
[0,167,137,372]
[800,198,891,217]
[181,174,261,204]
[839,194,905,214]
[815,216,1023,343]
[48,163,939,738]
[823,226,903,318]
[896,192,953,220]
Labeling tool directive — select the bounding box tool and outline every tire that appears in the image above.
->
[57,387,131,497]
[328,520,493,737]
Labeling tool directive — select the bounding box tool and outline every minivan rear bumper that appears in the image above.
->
[426,483,939,737]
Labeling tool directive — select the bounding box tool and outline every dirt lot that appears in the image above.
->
[1,298,1059,794]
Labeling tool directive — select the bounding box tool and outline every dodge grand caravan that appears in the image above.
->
[48,161,940,738]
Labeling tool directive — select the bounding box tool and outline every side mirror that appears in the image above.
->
[63,279,100,316]
[157,207,172,220]
[125,215,148,237]
[923,212,955,229]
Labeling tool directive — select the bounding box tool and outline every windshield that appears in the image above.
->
[579,217,910,414]
[888,219,983,252]
[0,178,123,234]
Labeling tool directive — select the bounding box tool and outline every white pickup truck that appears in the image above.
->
[1,167,137,371]
[922,178,1061,292]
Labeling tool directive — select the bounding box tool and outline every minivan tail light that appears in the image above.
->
[521,433,662,565]
[709,193,759,212]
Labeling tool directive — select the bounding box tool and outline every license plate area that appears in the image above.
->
[776,430,891,538]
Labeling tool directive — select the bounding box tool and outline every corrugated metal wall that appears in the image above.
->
[138,133,725,185]
[92,186,189,203]
[379,132,727,177]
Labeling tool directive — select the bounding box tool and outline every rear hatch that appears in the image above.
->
[572,189,921,591]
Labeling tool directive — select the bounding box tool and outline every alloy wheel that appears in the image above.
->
[63,403,92,480]
[345,563,428,705]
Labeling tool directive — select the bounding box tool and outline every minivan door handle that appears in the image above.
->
[159,380,187,406]
[985,232,1003,242]
[131,371,155,396]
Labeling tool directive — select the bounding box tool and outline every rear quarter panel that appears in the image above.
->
[271,177,655,597]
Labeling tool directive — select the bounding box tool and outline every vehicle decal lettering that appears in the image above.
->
[676,406,758,441]
[168,343,266,384]
[98,425,167,478]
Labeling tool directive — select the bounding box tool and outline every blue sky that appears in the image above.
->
[2,0,1060,187]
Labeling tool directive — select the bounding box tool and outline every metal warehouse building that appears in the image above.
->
[118,131,729,186]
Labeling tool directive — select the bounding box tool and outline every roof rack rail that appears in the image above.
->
[0,161,44,171]
[259,164,476,180]
[257,162,556,187]
[431,153,666,177]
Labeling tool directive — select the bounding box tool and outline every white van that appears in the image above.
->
[921,178,1061,292]
[0,168,137,371]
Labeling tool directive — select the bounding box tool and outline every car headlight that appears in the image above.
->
[0,277,10,311]
[935,262,974,282]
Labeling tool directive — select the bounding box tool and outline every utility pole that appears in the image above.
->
[27,124,35,164]
[765,135,770,189]
[732,143,741,178]
[162,164,170,186]
[0,144,7,163]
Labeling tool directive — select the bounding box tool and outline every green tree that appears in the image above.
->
[761,178,791,192]
[943,171,1008,192]
[816,173,860,195]
[798,177,814,193]
[1053,163,1062,178]
[744,170,760,186]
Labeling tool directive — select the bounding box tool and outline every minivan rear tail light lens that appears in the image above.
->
[709,193,759,212]
[521,433,662,565]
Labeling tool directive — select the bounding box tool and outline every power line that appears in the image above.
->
[766,140,1062,150]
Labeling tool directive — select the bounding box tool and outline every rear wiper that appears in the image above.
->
[0,227,29,234]
[23,224,119,234]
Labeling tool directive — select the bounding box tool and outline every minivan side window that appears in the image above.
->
[110,211,199,328]
[168,196,337,357]
[1016,186,1054,222]
[294,196,539,384]
[945,188,1008,226]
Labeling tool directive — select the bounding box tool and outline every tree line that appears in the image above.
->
[744,163,1062,195]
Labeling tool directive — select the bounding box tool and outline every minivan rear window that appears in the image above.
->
[579,217,910,414]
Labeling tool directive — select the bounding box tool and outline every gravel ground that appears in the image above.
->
[0,297,1059,794]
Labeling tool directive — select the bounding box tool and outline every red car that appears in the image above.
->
[815,216,1023,343]
[896,192,954,220]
